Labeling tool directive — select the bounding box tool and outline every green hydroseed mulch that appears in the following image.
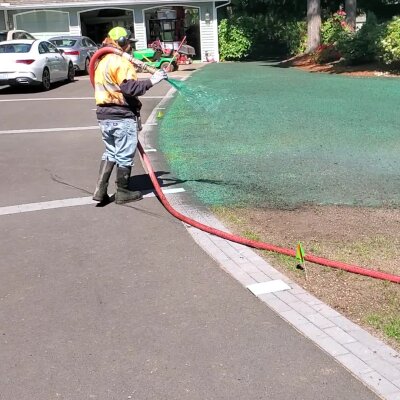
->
[159,62,400,209]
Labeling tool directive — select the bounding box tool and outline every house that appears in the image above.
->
[0,0,230,61]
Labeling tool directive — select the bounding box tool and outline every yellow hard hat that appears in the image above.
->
[108,26,129,41]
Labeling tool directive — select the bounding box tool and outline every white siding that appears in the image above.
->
[199,2,215,61]
[133,5,146,50]
[7,2,221,60]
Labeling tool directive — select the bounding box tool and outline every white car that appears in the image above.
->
[0,39,75,90]
[0,30,36,42]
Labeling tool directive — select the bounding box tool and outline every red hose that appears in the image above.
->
[89,47,114,86]
[89,47,400,285]
[89,47,157,87]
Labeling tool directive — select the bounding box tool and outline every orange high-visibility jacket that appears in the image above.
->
[94,51,152,120]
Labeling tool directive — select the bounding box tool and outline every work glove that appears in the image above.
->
[150,69,168,86]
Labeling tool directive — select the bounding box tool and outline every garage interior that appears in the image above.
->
[145,7,200,59]
[80,9,134,45]
[79,6,200,58]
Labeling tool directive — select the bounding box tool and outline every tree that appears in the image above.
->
[345,0,357,30]
[307,0,321,52]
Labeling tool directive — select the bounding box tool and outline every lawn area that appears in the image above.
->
[158,62,400,350]
[160,62,400,208]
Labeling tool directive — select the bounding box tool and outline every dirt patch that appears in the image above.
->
[215,204,400,351]
[278,53,400,78]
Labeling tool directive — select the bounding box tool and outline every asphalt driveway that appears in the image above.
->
[0,72,384,399]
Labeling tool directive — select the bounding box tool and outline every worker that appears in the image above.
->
[93,26,168,204]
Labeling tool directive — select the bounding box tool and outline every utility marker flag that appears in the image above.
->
[296,242,305,264]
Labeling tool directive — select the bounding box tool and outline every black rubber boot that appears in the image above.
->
[93,160,115,202]
[115,166,143,204]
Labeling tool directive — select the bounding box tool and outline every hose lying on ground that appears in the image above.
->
[89,47,400,285]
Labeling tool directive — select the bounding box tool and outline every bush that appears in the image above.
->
[218,16,307,60]
[281,20,308,55]
[380,16,400,65]
[337,13,383,65]
[321,9,353,45]
[218,17,258,61]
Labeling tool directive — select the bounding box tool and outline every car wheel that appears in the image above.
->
[41,68,51,91]
[67,63,75,82]
[84,58,90,75]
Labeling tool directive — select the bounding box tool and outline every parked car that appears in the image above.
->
[49,36,98,74]
[0,39,75,90]
[0,30,36,42]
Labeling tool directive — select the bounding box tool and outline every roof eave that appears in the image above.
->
[0,0,205,9]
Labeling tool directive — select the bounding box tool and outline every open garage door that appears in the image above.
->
[80,9,134,45]
[144,6,200,60]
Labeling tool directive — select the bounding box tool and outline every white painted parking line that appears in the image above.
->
[0,97,95,102]
[144,148,157,152]
[0,96,171,103]
[143,187,184,197]
[0,197,96,215]
[0,126,99,135]
[0,123,162,136]
[0,188,185,216]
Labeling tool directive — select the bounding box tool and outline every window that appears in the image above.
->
[13,31,24,39]
[50,39,77,47]
[12,31,35,40]
[46,42,60,53]
[15,11,70,33]
[82,38,96,47]
[38,42,49,54]
[0,43,32,53]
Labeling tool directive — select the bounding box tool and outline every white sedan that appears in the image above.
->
[0,39,75,90]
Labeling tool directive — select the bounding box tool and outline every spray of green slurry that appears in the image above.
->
[159,62,400,209]
[167,77,224,112]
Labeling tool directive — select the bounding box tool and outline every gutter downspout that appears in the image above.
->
[1,3,11,30]
[213,0,231,62]
[4,9,10,30]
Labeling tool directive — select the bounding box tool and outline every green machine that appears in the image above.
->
[133,43,178,72]
[133,37,195,72]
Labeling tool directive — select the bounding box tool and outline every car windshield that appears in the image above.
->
[0,32,7,41]
[50,39,77,47]
[0,43,32,53]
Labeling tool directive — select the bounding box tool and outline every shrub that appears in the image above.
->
[218,16,307,60]
[337,13,383,65]
[380,16,400,65]
[218,17,258,61]
[281,20,308,55]
[321,9,353,45]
